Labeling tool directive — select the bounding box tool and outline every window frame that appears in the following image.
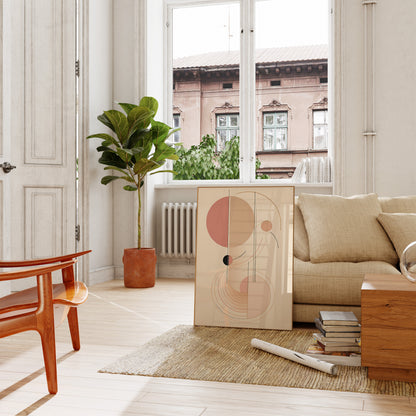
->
[216,113,240,151]
[172,113,181,144]
[164,0,332,186]
[312,109,328,150]
[263,111,288,151]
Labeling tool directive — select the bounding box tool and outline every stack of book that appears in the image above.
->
[305,311,361,366]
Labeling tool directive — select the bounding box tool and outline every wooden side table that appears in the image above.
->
[361,274,416,382]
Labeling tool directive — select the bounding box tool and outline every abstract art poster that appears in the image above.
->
[194,186,294,330]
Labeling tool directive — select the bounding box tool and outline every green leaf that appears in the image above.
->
[139,96,158,114]
[103,166,129,176]
[98,151,127,169]
[133,158,162,175]
[165,127,181,141]
[150,169,176,175]
[97,113,115,132]
[127,107,154,138]
[150,121,170,144]
[101,139,116,147]
[103,110,129,143]
[116,148,133,163]
[167,154,179,161]
[118,102,137,115]
[123,185,138,191]
[96,145,114,153]
[101,175,121,185]
[87,133,117,143]
[125,128,148,149]
[120,175,136,183]
[152,143,178,162]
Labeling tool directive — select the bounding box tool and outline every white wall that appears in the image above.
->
[374,0,416,195]
[112,0,140,278]
[334,0,416,196]
[87,0,115,284]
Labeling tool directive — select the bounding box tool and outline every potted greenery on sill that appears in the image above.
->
[87,96,179,287]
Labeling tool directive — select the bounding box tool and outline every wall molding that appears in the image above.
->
[331,0,346,195]
[87,266,115,286]
[362,0,377,193]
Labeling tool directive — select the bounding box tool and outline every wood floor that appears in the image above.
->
[0,278,415,416]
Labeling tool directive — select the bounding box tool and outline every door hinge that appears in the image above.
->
[75,60,80,77]
[75,224,81,241]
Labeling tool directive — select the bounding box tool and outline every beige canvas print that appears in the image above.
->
[194,186,294,330]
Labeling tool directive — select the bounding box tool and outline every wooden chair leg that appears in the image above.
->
[67,307,81,351]
[37,273,58,394]
[39,328,58,394]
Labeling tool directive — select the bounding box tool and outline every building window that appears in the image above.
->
[173,114,181,143]
[312,109,328,149]
[263,112,288,151]
[216,114,239,151]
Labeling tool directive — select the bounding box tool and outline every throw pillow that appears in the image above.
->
[377,213,416,258]
[294,200,310,261]
[379,195,416,213]
[298,193,398,264]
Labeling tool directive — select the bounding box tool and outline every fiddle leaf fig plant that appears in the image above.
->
[87,96,179,248]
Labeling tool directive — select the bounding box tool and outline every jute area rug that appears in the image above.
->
[99,325,416,396]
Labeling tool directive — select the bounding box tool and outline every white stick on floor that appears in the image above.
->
[251,338,338,376]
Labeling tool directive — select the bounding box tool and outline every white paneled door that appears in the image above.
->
[1,0,77,290]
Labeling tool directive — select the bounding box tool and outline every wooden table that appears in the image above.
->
[361,274,416,382]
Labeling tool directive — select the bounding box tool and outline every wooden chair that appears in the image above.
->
[0,250,91,394]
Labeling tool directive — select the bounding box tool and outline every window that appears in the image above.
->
[312,109,328,149]
[172,114,181,143]
[167,0,329,182]
[216,114,239,151]
[263,112,288,151]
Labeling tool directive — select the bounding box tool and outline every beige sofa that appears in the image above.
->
[293,193,416,323]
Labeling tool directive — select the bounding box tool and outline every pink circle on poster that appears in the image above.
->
[261,220,273,232]
[206,196,254,247]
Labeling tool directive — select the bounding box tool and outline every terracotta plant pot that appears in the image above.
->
[123,248,156,288]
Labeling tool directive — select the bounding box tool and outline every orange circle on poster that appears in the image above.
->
[206,196,254,247]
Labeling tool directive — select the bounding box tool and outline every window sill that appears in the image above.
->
[256,149,328,155]
[155,181,333,190]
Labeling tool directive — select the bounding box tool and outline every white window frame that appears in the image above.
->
[216,113,240,151]
[164,0,332,186]
[172,113,181,143]
[312,109,328,150]
[263,111,288,151]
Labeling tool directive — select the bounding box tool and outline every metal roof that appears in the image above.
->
[173,44,328,69]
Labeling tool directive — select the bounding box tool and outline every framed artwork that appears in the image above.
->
[194,186,294,330]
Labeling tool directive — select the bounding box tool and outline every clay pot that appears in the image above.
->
[123,248,156,288]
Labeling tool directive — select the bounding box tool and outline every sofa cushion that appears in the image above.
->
[293,257,401,305]
[377,213,416,258]
[298,193,398,264]
[294,199,310,261]
[380,195,416,213]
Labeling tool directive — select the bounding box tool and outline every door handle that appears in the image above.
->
[0,162,16,173]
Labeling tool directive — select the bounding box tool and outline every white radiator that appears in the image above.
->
[160,202,197,259]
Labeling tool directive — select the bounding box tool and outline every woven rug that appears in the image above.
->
[99,325,416,396]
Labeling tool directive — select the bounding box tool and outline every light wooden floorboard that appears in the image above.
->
[0,278,415,415]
